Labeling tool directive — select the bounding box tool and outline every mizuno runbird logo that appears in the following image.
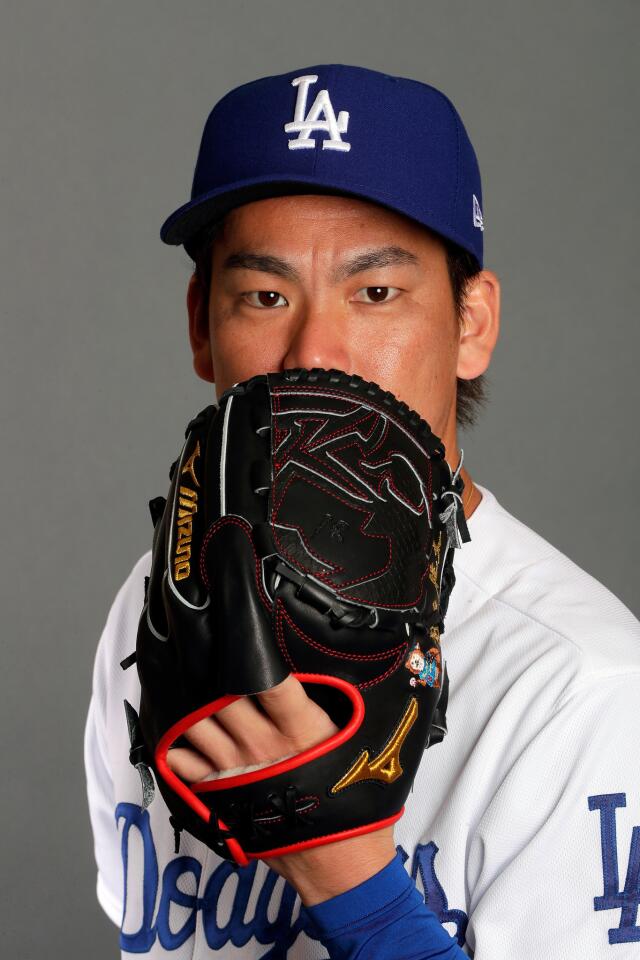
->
[173,441,200,581]
[330,698,418,794]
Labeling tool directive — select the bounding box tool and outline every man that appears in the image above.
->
[85,65,640,958]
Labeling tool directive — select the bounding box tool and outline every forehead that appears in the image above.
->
[216,194,443,253]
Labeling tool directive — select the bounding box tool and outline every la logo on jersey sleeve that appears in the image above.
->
[589,793,640,945]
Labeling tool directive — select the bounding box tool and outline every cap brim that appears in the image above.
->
[160,177,358,248]
[159,174,478,262]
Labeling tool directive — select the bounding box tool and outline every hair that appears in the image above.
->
[186,215,487,427]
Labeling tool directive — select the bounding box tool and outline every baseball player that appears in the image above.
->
[85,65,640,958]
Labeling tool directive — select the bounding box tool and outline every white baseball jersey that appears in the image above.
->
[84,484,640,958]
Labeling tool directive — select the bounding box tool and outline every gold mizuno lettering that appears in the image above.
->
[176,515,193,537]
[330,698,419,794]
[175,536,192,556]
[173,443,201,581]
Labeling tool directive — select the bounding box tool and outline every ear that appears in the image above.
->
[187,272,215,383]
[456,269,501,380]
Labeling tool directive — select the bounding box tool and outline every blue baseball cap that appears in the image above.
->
[160,64,484,266]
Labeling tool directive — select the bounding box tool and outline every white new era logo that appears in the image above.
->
[284,75,351,152]
[473,194,484,232]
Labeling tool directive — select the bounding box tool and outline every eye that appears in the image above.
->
[243,291,288,308]
[353,286,401,304]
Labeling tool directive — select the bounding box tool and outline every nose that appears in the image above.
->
[281,303,352,374]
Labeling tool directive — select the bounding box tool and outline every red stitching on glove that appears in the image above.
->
[272,471,390,585]
[272,384,438,450]
[276,599,404,662]
[358,647,407,689]
[275,600,407,689]
[275,602,297,671]
[200,516,271,610]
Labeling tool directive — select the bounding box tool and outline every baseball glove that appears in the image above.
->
[122,367,469,865]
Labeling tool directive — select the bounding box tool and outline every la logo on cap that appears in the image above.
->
[284,75,351,152]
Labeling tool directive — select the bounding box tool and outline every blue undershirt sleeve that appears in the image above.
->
[303,851,467,959]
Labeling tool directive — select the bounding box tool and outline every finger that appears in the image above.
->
[213,696,288,760]
[182,716,241,772]
[166,745,216,782]
[257,676,339,746]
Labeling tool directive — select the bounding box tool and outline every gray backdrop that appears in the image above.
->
[2,1,638,956]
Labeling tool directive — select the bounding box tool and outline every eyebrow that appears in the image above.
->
[221,245,419,284]
[332,246,419,282]
[222,253,299,281]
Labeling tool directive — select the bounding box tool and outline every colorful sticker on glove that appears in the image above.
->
[405,633,441,689]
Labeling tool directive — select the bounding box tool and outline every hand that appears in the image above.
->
[167,674,397,905]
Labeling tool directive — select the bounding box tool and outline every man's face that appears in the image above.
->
[196,194,465,448]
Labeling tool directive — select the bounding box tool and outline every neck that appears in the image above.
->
[459,464,481,519]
